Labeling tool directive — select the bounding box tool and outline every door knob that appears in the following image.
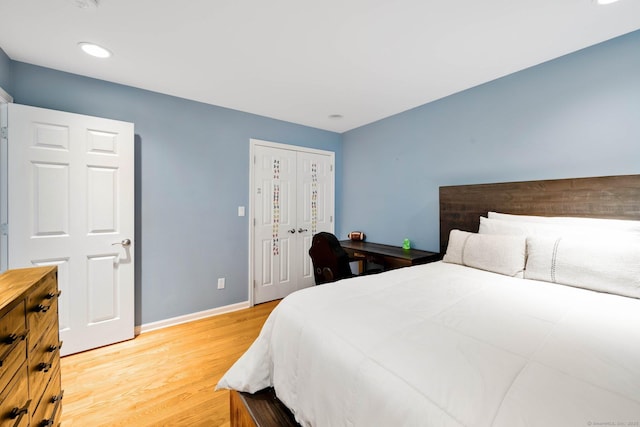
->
[287,229,296,234]
[298,228,308,233]
[112,238,132,247]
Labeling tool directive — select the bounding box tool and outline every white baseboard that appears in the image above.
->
[135,301,251,335]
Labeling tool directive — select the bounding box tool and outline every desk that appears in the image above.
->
[340,240,441,271]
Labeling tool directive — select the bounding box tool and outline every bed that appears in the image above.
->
[218,174,640,427]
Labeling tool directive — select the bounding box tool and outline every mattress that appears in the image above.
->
[217,262,640,426]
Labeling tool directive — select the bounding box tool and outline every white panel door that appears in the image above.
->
[4,103,134,356]
[253,145,298,304]
[296,151,334,289]
[252,141,334,304]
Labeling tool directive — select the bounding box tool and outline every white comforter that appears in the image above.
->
[217,262,640,426]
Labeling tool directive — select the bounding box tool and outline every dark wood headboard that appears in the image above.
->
[439,174,640,254]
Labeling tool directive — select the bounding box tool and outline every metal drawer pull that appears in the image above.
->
[38,346,59,372]
[48,341,63,352]
[34,303,50,313]
[4,332,25,345]
[45,290,62,300]
[39,391,63,427]
[9,399,31,426]
[0,330,28,367]
[38,361,52,372]
[4,333,17,344]
[51,390,64,403]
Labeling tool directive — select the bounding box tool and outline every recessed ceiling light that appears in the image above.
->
[595,0,620,4]
[78,42,111,58]
[329,114,343,119]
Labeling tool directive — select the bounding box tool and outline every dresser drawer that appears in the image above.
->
[0,266,60,427]
[29,323,61,409]
[0,301,28,388]
[32,366,62,427]
[26,273,59,346]
[0,364,30,427]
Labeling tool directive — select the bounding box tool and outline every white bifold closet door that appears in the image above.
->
[252,140,335,304]
[2,103,135,356]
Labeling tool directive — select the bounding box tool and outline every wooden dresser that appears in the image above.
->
[0,266,62,427]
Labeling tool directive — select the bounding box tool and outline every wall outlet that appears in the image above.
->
[217,278,225,289]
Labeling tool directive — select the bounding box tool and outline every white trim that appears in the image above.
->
[249,141,256,307]
[251,138,335,156]
[0,102,8,272]
[0,86,12,104]
[135,300,250,335]
[248,138,335,307]
[0,87,10,273]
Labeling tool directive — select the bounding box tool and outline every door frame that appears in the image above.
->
[0,86,13,272]
[248,138,335,306]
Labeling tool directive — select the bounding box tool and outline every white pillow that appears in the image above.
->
[443,230,526,277]
[488,211,640,233]
[479,217,570,237]
[479,216,634,239]
[525,235,640,299]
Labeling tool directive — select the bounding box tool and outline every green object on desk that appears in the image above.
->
[402,238,411,250]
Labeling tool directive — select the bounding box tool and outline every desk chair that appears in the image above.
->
[308,232,354,285]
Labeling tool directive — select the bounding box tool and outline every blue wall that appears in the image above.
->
[6,62,342,325]
[0,47,12,94]
[341,30,640,252]
[2,28,638,325]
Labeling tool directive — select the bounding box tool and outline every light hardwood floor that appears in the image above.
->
[60,300,279,427]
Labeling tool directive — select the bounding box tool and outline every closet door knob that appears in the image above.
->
[112,238,131,247]
[287,229,296,234]
[298,228,308,233]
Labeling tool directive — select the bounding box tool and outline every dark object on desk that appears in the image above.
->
[340,240,441,270]
[309,232,354,284]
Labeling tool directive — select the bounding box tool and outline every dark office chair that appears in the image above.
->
[308,232,355,285]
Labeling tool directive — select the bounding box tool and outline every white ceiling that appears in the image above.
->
[1,0,639,133]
